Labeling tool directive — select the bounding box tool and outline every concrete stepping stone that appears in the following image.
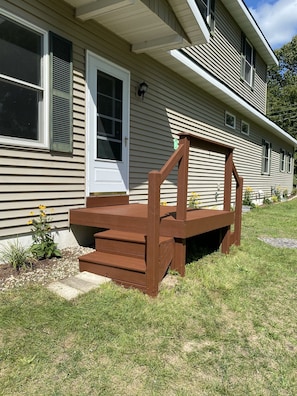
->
[46,271,110,300]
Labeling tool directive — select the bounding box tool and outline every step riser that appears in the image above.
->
[79,261,146,289]
[95,238,145,258]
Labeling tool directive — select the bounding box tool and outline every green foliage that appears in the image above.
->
[267,35,297,139]
[263,196,272,205]
[188,192,201,208]
[0,240,33,270]
[28,205,61,260]
[242,186,256,208]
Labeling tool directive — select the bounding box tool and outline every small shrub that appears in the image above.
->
[243,186,253,206]
[271,195,279,203]
[263,196,272,205]
[291,187,297,197]
[188,192,201,209]
[283,189,288,199]
[28,205,61,260]
[0,240,34,270]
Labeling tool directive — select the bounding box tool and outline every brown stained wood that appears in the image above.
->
[159,237,174,279]
[171,238,186,276]
[79,260,147,290]
[86,195,129,208]
[69,132,243,297]
[80,251,146,273]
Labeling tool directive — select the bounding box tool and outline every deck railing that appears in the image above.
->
[146,133,243,295]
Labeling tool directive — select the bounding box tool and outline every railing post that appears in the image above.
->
[234,176,243,245]
[222,150,233,253]
[176,136,190,220]
[147,171,161,296]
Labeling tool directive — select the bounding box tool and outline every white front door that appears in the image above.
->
[86,52,130,195]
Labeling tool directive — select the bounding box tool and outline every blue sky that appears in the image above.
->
[243,0,297,49]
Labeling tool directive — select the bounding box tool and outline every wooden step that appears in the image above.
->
[95,230,146,258]
[79,251,146,273]
[95,230,174,259]
[79,251,147,292]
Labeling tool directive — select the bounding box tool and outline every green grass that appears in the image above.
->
[1,200,297,395]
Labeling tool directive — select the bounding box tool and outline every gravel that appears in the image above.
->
[258,237,297,249]
[0,246,94,292]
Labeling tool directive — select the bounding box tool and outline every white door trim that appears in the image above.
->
[85,50,130,195]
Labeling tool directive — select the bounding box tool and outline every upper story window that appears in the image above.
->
[0,12,47,146]
[196,0,215,32]
[241,35,256,88]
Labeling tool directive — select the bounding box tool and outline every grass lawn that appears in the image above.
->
[1,200,297,395]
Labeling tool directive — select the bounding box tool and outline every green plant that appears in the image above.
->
[263,196,272,205]
[242,186,254,206]
[188,192,201,209]
[272,186,282,202]
[283,189,288,199]
[28,205,61,259]
[0,240,33,270]
[291,187,297,196]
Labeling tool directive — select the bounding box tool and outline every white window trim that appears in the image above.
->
[280,149,286,172]
[241,37,255,88]
[262,140,271,175]
[287,152,292,173]
[225,111,236,129]
[0,8,49,149]
[241,120,249,135]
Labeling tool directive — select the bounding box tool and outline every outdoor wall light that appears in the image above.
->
[138,81,148,99]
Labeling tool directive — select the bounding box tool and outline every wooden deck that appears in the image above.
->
[70,133,243,296]
[70,203,234,239]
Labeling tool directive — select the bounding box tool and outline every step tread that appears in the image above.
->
[94,230,173,244]
[79,251,146,273]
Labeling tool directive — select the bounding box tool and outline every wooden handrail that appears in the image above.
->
[146,133,243,295]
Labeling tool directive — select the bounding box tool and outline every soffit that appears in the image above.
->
[64,0,209,53]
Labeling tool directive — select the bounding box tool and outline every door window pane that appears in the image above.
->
[96,70,123,160]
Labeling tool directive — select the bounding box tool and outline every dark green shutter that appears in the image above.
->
[49,32,73,153]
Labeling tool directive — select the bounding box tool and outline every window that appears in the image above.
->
[225,111,236,129]
[196,0,215,32]
[287,153,292,173]
[0,11,72,152]
[280,149,286,172]
[241,120,249,135]
[262,140,271,175]
[0,12,46,145]
[241,35,255,87]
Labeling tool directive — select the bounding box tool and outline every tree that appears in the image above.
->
[267,35,297,185]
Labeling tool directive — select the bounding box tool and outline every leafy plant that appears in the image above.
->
[242,186,255,207]
[188,192,201,209]
[0,240,34,270]
[28,205,61,260]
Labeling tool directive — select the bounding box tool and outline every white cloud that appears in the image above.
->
[249,0,297,49]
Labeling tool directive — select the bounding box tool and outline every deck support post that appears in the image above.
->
[171,238,186,276]
[147,171,162,296]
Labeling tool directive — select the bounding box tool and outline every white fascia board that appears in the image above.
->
[222,0,278,66]
[187,0,210,43]
[170,49,297,148]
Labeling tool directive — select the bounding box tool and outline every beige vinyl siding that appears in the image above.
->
[0,0,294,241]
[181,0,267,114]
